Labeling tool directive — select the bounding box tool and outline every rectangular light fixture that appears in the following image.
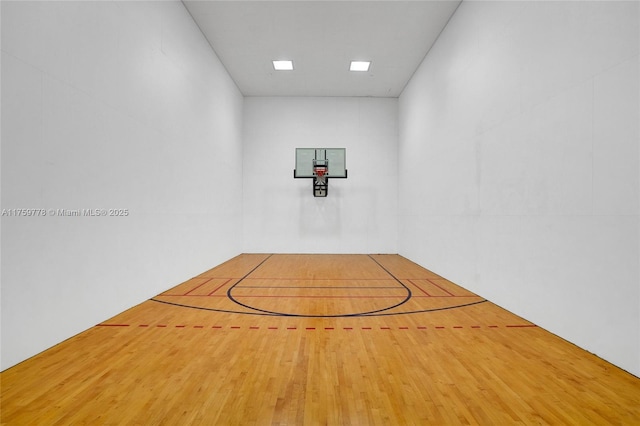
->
[273,60,294,71]
[350,61,371,72]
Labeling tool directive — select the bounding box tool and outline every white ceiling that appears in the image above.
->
[183,0,462,97]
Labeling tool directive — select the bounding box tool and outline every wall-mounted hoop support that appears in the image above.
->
[294,148,347,197]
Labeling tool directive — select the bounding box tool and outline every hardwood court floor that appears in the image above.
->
[2,254,639,425]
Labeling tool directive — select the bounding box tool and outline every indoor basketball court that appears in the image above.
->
[2,0,639,424]
[2,254,639,424]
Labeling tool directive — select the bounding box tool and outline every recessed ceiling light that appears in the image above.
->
[273,60,294,71]
[350,61,371,72]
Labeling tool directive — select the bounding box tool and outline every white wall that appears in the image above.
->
[1,1,243,370]
[399,1,639,375]
[243,97,398,253]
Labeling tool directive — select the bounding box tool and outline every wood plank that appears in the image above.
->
[2,254,639,424]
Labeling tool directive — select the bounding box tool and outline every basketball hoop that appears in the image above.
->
[293,148,347,197]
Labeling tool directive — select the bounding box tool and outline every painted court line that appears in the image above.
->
[425,279,455,296]
[411,295,480,298]
[235,285,402,289]
[230,295,407,299]
[242,278,397,281]
[208,278,233,296]
[97,324,538,330]
[183,278,214,296]
[158,294,228,297]
[407,279,432,296]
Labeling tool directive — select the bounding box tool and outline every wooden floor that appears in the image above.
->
[2,254,639,425]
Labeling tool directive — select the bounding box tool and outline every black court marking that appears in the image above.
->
[235,285,402,289]
[224,255,411,317]
[151,298,487,317]
[150,254,487,317]
[356,299,487,317]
